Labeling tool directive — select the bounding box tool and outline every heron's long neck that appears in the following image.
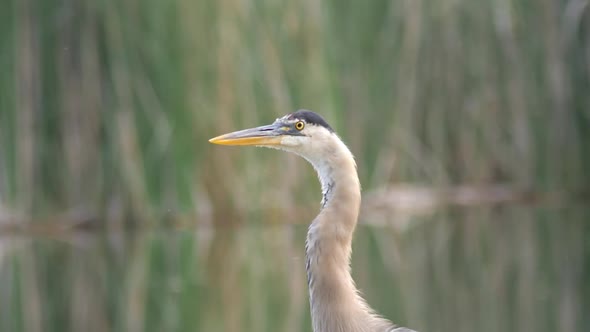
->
[304,138,391,332]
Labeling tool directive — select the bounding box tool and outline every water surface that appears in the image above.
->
[0,204,588,332]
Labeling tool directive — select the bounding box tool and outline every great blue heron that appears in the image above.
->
[209,110,417,332]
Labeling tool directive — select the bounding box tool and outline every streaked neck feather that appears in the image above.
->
[303,135,396,332]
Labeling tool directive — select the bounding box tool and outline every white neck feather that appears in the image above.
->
[300,133,396,332]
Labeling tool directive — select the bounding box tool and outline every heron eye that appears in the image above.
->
[295,121,305,131]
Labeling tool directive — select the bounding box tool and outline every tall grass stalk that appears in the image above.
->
[0,0,588,220]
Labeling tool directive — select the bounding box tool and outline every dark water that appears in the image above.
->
[0,205,588,332]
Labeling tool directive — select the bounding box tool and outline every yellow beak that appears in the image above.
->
[209,123,284,146]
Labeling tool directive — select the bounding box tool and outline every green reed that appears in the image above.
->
[0,0,588,220]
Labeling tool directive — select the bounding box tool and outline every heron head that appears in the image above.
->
[209,110,335,156]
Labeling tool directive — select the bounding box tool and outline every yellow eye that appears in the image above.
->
[295,121,305,131]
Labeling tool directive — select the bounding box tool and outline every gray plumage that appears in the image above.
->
[210,110,418,332]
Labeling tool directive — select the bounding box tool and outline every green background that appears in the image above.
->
[0,0,588,331]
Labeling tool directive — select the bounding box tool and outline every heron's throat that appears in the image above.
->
[304,139,367,331]
[311,142,361,222]
[306,147,361,267]
[320,178,334,209]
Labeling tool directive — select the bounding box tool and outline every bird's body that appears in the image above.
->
[210,110,416,332]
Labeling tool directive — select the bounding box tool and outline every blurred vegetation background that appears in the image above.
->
[0,0,589,332]
[1,0,588,221]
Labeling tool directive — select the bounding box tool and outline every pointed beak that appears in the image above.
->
[209,122,285,146]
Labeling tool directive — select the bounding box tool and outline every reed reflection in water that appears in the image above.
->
[0,204,588,332]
